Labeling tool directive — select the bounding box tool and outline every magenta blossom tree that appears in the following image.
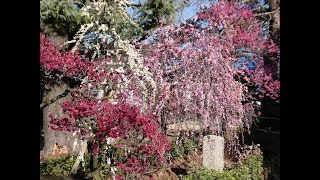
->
[49,94,171,178]
[41,33,171,178]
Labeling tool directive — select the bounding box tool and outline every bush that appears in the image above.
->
[242,152,264,180]
[40,155,76,177]
[171,132,199,160]
[180,153,263,180]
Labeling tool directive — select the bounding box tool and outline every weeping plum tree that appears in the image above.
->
[40,0,280,178]
[140,0,279,158]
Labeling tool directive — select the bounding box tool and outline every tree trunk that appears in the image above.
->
[71,140,88,174]
[269,0,280,44]
[42,82,82,157]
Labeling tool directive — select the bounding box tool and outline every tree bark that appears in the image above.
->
[42,82,82,157]
[269,0,280,44]
[71,140,88,174]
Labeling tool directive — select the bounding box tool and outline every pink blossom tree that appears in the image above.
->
[140,0,279,158]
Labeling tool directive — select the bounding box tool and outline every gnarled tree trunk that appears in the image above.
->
[42,82,82,157]
[270,0,280,44]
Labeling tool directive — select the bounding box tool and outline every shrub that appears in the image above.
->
[242,151,264,180]
[180,153,263,180]
[40,155,76,177]
[171,131,199,160]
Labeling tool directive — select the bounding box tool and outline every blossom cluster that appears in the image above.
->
[49,95,171,177]
[141,1,280,155]
[40,33,90,79]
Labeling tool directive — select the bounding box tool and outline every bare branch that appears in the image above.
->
[40,89,70,110]
[254,8,280,17]
[129,3,141,7]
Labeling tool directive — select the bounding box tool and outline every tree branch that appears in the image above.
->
[254,8,280,17]
[71,140,88,174]
[129,3,141,7]
[40,89,71,110]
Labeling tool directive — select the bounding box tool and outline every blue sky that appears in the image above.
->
[125,0,264,70]
[125,0,268,24]
[79,0,270,70]
[126,0,214,24]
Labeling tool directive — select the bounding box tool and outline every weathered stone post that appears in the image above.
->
[202,135,224,171]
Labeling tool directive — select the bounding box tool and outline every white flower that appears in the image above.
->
[72,139,78,151]
[111,167,116,174]
[115,67,124,73]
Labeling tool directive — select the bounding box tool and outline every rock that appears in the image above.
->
[50,143,69,157]
[202,135,224,171]
[152,169,179,180]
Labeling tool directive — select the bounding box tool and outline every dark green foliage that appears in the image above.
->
[99,10,143,41]
[171,134,199,160]
[94,147,127,178]
[242,152,264,180]
[138,0,175,30]
[133,0,188,41]
[40,0,185,42]
[180,153,264,180]
[40,0,88,38]
[40,155,76,177]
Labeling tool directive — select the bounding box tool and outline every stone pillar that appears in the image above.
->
[202,135,224,171]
